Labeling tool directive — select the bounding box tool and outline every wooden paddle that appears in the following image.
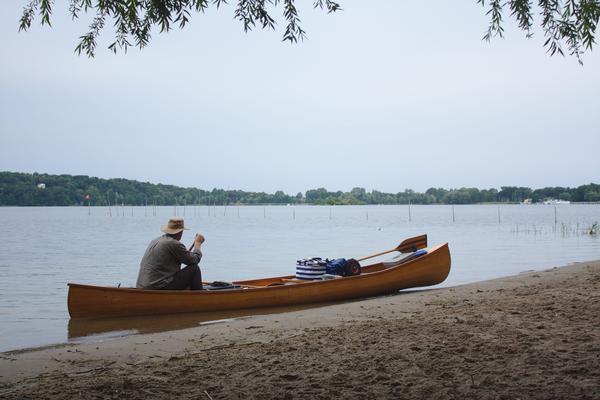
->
[356,234,427,262]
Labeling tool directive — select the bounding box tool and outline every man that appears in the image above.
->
[136,217,205,290]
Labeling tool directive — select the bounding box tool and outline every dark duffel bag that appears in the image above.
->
[326,258,361,277]
[345,258,361,276]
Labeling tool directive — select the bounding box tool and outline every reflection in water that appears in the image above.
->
[68,302,333,342]
[67,290,426,343]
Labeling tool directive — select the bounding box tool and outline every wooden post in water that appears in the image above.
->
[107,195,112,217]
[554,206,557,225]
[122,202,125,217]
[497,205,501,224]
[131,205,133,217]
[366,211,369,221]
[408,201,412,222]
[452,205,455,222]
[329,206,332,220]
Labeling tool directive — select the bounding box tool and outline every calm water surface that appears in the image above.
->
[0,204,598,352]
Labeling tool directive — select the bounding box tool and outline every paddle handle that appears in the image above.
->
[188,234,206,251]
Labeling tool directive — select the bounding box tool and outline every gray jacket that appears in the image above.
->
[136,235,202,289]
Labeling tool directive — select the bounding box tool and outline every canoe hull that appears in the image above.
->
[68,243,451,319]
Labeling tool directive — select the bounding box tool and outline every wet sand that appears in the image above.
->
[1,261,599,399]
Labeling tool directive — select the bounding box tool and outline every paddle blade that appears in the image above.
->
[395,234,427,253]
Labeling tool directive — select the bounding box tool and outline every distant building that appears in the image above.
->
[522,198,532,204]
[37,183,46,189]
[543,199,571,205]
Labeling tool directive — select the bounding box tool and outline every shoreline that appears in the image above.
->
[0,267,568,356]
[2,203,600,208]
[1,260,593,356]
[1,260,599,398]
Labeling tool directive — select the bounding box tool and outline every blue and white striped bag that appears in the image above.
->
[295,257,327,280]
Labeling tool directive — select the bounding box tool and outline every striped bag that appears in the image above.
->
[295,257,327,280]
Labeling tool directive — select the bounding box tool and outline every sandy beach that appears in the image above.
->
[1,261,599,399]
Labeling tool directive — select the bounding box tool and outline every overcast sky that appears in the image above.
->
[1,1,598,194]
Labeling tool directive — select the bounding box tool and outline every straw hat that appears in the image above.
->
[160,217,189,234]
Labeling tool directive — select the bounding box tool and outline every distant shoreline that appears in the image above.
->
[2,202,600,207]
[1,171,599,207]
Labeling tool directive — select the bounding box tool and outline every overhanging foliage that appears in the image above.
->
[18,1,600,60]
[18,0,341,56]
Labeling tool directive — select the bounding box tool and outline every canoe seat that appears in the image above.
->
[204,281,241,291]
[383,249,428,268]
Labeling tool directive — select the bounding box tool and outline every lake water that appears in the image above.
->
[0,204,599,352]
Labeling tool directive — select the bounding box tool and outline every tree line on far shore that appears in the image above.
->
[1,171,599,207]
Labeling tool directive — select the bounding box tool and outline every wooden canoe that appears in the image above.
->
[67,236,451,319]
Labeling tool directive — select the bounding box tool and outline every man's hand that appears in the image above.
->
[194,233,205,246]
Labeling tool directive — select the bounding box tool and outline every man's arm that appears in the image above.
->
[172,234,205,266]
